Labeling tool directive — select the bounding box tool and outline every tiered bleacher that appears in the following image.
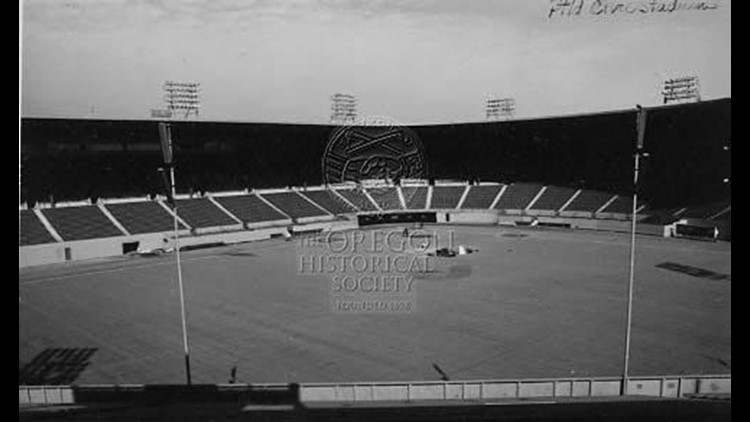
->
[430,186,466,209]
[639,207,684,225]
[681,202,731,220]
[460,185,503,209]
[493,183,544,210]
[529,186,577,211]
[298,190,357,215]
[401,186,428,210]
[366,187,403,210]
[259,191,330,219]
[713,209,731,222]
[598,195,634,214]
[214,194,289,223]
[105,201,187,234]
[334,188,378,212]
[563,190,615,213]
[41,205,124,241]
[19,210,56,245]
[165,198,238,228]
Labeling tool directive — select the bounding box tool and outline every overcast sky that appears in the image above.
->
[20,0,731,124]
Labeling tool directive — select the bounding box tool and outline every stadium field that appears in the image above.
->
[19,225,731,385]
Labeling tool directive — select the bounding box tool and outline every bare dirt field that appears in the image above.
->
[19,225,731,385]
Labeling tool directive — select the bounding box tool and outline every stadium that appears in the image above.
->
[19,98,730,420]
[19,1,730,419]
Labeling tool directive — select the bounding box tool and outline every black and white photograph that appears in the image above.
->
[19,1,731,420]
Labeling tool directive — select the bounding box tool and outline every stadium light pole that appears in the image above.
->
[158,122,192,386]
[622,105,647,396]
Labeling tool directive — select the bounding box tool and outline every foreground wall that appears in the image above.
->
[18,374,730,406]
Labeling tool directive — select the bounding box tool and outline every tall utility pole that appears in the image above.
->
[158,122,192,386]
[622,105,648,396]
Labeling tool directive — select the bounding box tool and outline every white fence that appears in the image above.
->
[298,375,730,402]
[19,374,730,406]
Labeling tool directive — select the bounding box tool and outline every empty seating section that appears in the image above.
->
[105,201,186,234]
[214,194,289,222]
[260,192,329,219]
[639,211,681,225]
[366,187,402,210]
[41,206,124,241]
[430,186,466,209]
[299,190,356,215]
[681,202,731,220]
[335,189,378,211]
[402,186,428,209]
[599,195,633,214]
[713,209,731,222]
[529,186,577,211]
[460,185,502,209]
[564,190,615,212]
[20,210,56,245]
[166,198,238,228]
[493,183,543,210]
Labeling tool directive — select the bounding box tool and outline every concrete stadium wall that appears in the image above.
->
[18,375,730,406]
[497,215,534,226]
[559,210,594,219]
[515,216,666,237]
[296,215,336,225]
[298,375,730,403]
[19,208,668,269]
[194,224,244,235]
[445,211,499,225]
[60,236,127,262]
[292,218,358,234]
[19,243,66,267]
[246,218,293,230]
[19,230,191,268]
[19,218,359,268]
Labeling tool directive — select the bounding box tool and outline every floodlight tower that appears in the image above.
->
[486,97,515,121]
[330,93,357,124]
[662,76,700,105]
[164,81,201,119]
[156,79,200,386]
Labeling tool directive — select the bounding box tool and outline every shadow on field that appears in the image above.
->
[655,262,731,281]
[220,251,258,258]
[19,347,97,385]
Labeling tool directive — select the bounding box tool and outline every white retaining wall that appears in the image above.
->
[20,218,359,268]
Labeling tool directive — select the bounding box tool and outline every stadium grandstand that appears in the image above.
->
[20,99,730,210]
[19,0,731,418]
[19,99,731,421]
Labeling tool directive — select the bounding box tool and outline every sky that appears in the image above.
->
[20,0,731,124]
